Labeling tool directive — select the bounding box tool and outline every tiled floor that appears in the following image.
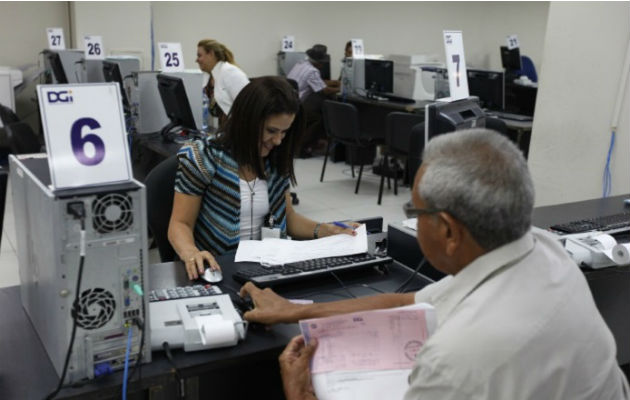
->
[0,156,412,288]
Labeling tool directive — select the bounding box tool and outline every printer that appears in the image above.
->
[150,294,247,352]
[388,54,444,101]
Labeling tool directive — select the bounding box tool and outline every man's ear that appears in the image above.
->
[437,212,464,257]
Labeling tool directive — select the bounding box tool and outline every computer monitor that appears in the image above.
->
[43,50,68,84]
[102,61,130,110]
[316,58,331,81]
[424,97,486,144]
[500,46,522,71]
[156,74,198,139]
[467,69,504,111]
[364,59,394,93]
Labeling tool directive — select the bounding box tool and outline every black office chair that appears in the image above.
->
[320,100,376,194]
[407,122,426,184]
[3,122,43,155]
[145,154,179,262]
[377,112,424,205]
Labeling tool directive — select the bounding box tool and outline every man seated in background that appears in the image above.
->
[287,44,339,158]
[240,129,630,400]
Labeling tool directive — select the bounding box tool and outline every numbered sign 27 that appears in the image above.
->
[47,27,66,50]
[84,35,104,60]
[443,30,469,101]
[158,42,185,72]
[37,83,132,189]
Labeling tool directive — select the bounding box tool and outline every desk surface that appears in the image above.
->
[1,233,430,399]
[340,93,430,113]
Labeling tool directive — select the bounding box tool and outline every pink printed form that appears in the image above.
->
[299,306,431,374]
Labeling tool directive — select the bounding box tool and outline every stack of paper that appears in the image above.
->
[299,303,436,400]
[235,224,368,265]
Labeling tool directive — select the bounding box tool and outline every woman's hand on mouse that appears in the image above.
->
[183,250,221,280]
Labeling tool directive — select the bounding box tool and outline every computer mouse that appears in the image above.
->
[202,268,223,283]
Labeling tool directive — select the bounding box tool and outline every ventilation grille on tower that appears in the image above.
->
[91,193,134,234]
[74,288,116,330]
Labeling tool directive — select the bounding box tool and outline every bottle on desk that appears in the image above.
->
[201,89,210,133]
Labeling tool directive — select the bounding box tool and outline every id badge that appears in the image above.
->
[261,226,281,239]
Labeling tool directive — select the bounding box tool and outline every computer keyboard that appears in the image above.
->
[487,111,533,122]
[373,93,416,104]
[149,284,222,302]
[549,212,630,234]
[232,253,392,288]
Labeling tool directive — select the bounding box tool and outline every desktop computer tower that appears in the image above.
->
[10,154,151,384]
[277,51,306,76]
[131,71,171,134]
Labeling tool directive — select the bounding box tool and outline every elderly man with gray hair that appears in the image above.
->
[240,129,629,400]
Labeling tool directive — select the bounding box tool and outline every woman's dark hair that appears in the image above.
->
[217,76,304,185]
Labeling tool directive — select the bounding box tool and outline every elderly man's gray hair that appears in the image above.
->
[419,129,535,251]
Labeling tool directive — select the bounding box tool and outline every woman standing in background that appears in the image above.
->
[196,39,249,128]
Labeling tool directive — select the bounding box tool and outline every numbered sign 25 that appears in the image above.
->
[84,35,104,60]
[158,42,185,72]
[37,83,132,189]
[47,27,66,50]
[350,39,364,59]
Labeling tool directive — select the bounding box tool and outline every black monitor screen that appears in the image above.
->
[315,56,331,80]
[500,46,522,71]
[364,59,394,93]
[157,74,197,131]
[44,50,68,84]
[425,98,486,143]
[102,61,130,109]
[467,69,504,111]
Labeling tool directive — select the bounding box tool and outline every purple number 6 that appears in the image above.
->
[71,117,105,166]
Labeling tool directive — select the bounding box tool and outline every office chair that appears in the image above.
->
[3,122,43,155]
[320,100,376,194]
[485,116,508,137]
[519,55,538,83]
[145,154,178,262]
[407,122,426,185]
[377,112,424,205]
[0,103,19,126]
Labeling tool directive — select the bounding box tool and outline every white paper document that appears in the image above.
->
[299,303,436,400]
[235,224,368,265]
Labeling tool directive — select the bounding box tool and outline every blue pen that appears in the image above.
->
[333,221,353,229]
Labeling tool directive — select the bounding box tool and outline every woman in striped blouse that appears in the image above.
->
[168,76,358,280]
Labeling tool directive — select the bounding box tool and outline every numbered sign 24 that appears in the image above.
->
[158,42,185,72]
[37,83,132,189]
[84,35,104,60]
[282,36,295,52]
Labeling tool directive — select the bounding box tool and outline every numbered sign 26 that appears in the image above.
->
[37,83,132,189]
[158,42,185,72]
[443,30,469,101]
[351,39,365,59]
[282,36,295,52]
[47,27,66,50]
[506,34,520,50]
[84,35,104,60]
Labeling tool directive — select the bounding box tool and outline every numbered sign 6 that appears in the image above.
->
[350,39,365,59]
[506,34,520,50]
[37,83,132,189]
[46,27,66,50]
[158,42,185,72]
[84,35,105,60]
[443,30,469,101]
[282,36,295,52]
